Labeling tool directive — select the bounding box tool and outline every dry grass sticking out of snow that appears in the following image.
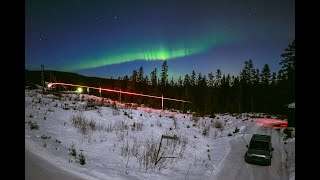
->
[25,89,292,180]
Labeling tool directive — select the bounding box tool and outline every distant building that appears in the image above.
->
[288,102,295,108]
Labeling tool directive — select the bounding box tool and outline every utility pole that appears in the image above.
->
[41,65,45,93]
[162,94,163,110]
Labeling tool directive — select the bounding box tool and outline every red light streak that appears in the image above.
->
[48,82,191,103]
[253,118,288,128]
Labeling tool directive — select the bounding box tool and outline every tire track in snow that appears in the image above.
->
[215,119,285,180]
[246,163,255,180]
[242,122,256,180]
[208,137,231,179]
[273,128,288,180]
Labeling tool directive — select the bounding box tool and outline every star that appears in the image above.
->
[39,33,47,41]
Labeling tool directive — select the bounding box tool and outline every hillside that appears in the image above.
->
[25,88,295,180]
[25,70,118,88]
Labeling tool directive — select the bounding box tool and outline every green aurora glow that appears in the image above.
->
[60,31,241,71]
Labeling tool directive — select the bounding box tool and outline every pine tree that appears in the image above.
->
[279,40,295,103]
[208,72,214,87]
[138,66,144,82]
[240,59,254,85]
[160,61,169,95]
[145,75,149,85]
[150,68,157,86]
[178,76,183,87]
[261,64,271,86]
[215,69,222,87]
[270,72,277,86]
[183,74,190,101]
[197,73,202,86]
[190,70,196,86]
[170,76,174,87]
[253,69,260,85]
[279,40,295,81]
[239,60,255,112]
[160,61,168,87]
[131,70,138,83]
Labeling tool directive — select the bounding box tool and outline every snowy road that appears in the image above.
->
[214,120,288,180]
[25,147,87,180]
[25,89,294,179]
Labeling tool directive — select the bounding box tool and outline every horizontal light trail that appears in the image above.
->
[48,82,191,103]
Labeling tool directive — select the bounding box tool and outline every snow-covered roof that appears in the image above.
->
[288,102,295,108]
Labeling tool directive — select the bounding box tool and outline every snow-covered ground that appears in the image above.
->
[25,88,295,180]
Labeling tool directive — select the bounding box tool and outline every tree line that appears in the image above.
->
[26,40,294,115]
[110,40,295,115]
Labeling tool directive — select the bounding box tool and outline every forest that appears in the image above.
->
[25,40,295,115]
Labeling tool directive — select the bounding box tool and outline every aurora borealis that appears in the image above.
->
[60,30,240,71]
[26,0,295,80]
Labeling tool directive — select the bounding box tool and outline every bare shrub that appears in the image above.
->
[233,126,240,133]
[106,123,113,133]
[97,107,102,116]
[27,120,39,130]
[192,115,200,124]
[132,121,144,131]
[177,134,188,151]
[173,115,178,129]
[202,127,210,138]
[130,138,140,157]
[111,102,120,115]
[96,122,105,131]
[71,113,86,128]
[156,119,162,127]
[70,113,98,135]
[89,119,96,130]
[136,122,143,131]
[78,153,86,165]
[214,120,224,130]
[84,99,96,110]
[137,138,159,170]
[41,134,51,139]
[120,137,140,158]
[80,122,89,135]
[111,101,117,109]
[68,144,77,156]
[74,94,80,102]
[99,97,105,106]
[121,139,130,157]
[118,131,126,142]
[112,108,120,115]
[62,103,71,110]
[114,121,129,131]
[283,127,294,140]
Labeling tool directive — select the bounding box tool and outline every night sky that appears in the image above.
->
[25,0,295,81]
